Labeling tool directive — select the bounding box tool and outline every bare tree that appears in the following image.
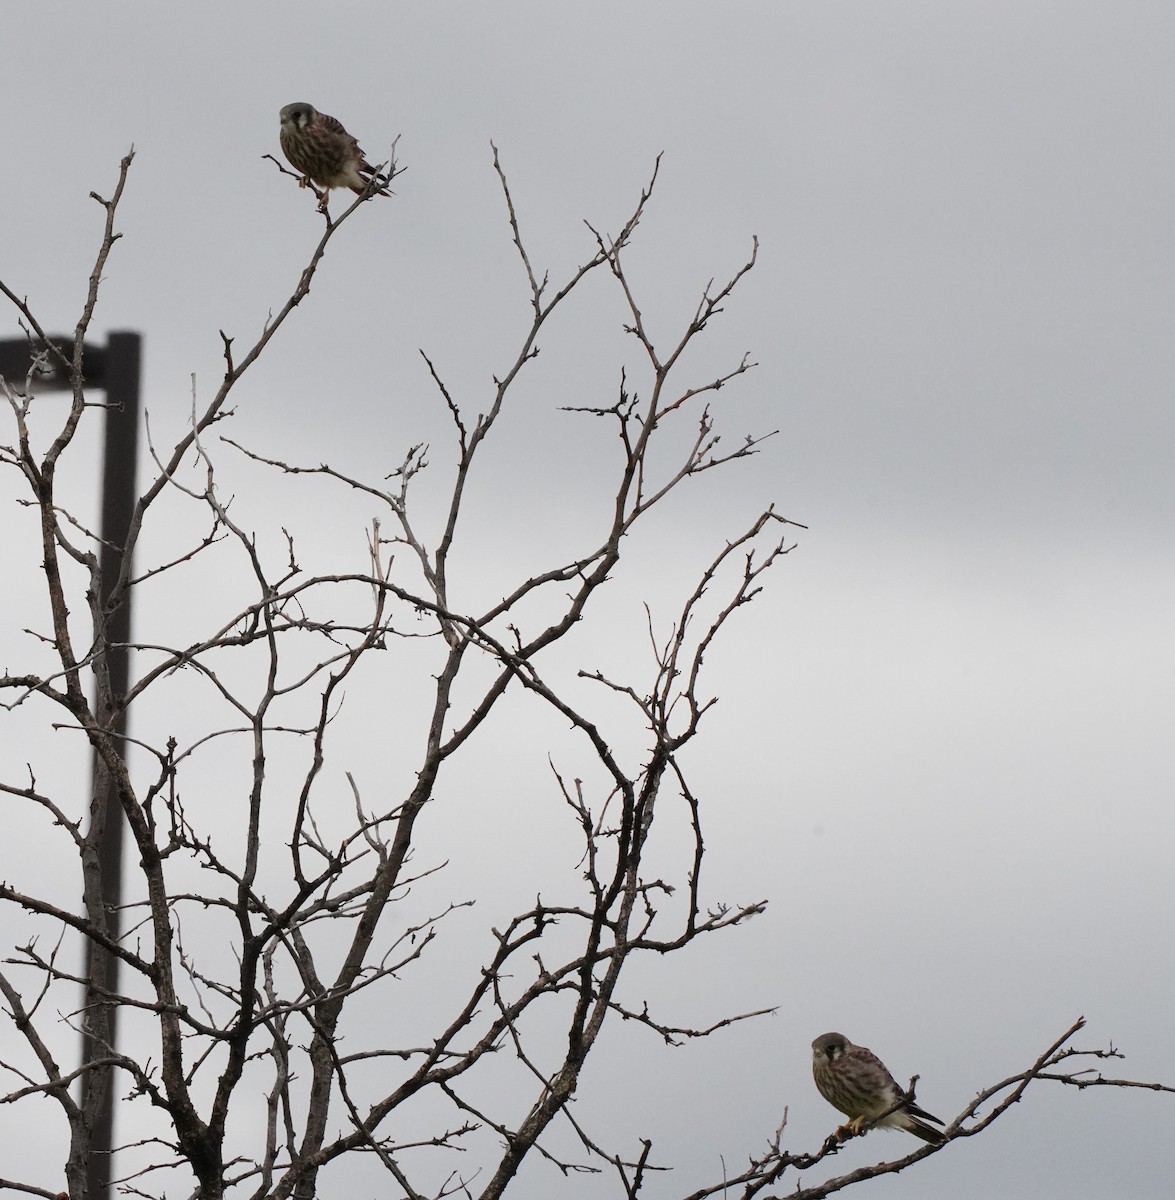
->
[1,149,1170,1200]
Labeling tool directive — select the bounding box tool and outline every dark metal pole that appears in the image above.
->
[80,332,140,1200]
[0,333,141,1200]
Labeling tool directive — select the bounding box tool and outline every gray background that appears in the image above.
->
[2,3,1172,1197]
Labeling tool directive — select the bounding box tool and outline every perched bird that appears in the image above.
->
[811,1032,945,1145]
[278,102,390,207]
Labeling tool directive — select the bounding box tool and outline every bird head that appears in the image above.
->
[279,103,316,131]
[812,1032,849,1064]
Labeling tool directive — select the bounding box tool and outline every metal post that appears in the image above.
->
[0,332,141,1200]
[80,331,140,1200]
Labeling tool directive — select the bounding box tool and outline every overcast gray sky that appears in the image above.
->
[3,3,1173,1198]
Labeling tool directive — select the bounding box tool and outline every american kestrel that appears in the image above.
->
[278,102,390,208]
[811,1032,945,1145]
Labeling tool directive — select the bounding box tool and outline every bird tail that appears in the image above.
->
[353,160,392,197]
[351,176,391,197]
[902,1107,946,1144]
